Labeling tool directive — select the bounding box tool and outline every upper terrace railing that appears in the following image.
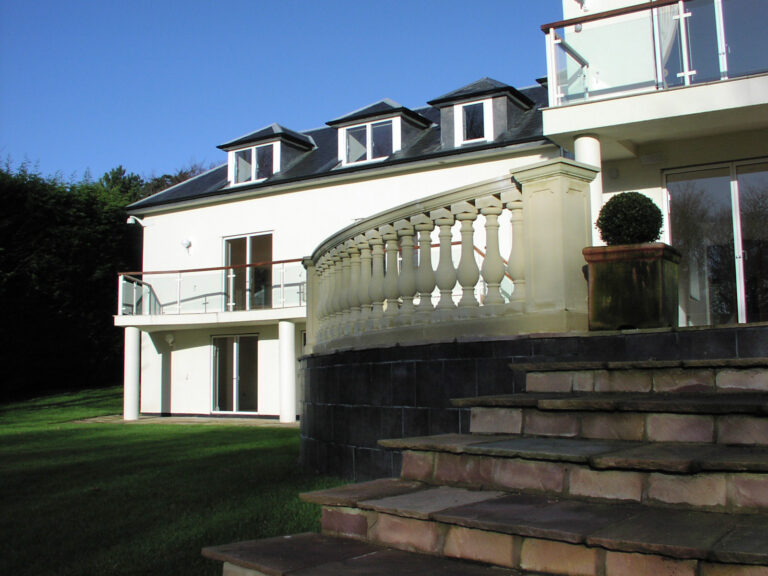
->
[117,259,306,316]
[543,0,767,107]
[303,159,600,353]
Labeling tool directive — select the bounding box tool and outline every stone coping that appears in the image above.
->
[202,532,535,575]
[451,392,768,414]
[308,482,768,565]
[378,434,768,473]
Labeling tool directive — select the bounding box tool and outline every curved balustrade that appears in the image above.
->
[304,159,599,353]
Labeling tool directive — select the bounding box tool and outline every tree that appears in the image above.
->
[0,164,143,400]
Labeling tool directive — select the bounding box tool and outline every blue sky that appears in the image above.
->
[0,1,562,181]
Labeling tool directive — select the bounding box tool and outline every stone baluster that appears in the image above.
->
[366,230,385,330]
[338,246,352,335]
[380,224,400,324]
[452,200,480,315]
[345,239,361,335]
[431,207,456,319]
[503,187,526,312]
[315,256,328,343]
[328,249,342,339]
[411,213,436,322]
[395,219,417,324]
[356,234,372,333]
[477,195,506,313]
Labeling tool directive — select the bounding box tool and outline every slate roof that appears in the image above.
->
[128,79,550,212]
[217,123,315,151]
[326,98,432,128]
[427,76,535,108]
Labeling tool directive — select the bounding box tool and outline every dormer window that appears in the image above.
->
[454,99,493,145]
[231,142,280,185]
[341,118,398,165]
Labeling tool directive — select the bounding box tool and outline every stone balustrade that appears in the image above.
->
[304,159,599,353]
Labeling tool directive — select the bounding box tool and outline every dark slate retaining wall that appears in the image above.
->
[300,325,768,481]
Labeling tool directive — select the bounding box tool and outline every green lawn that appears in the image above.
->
[0,387,342,576]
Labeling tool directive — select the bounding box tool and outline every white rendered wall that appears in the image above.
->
[134,148,558,415]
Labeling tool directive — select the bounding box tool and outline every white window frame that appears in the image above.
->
[227,141,281,186]
[338,117,402,166]
[453,99,493,146]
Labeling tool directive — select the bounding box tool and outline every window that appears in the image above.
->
[341,119,396,165]
[230,142,279,185]
[454,99,493,146]
[224,233,273,311]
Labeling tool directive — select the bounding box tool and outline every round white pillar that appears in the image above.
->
[123,327,141,421]
[574,134,604,245]
[278,320,296,423]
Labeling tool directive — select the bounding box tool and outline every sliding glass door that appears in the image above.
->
[212,334,258,413]
[667,160,768,326]
[224,234,272,311]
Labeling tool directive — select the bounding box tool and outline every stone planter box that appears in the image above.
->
[582,243,681,330]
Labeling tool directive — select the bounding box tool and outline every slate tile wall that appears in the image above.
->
[301,325,767,480]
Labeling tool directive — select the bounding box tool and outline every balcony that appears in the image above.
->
[542,0,768,159]
[304,159,598,354]
[115,259,307,329]
[544,0,766,107]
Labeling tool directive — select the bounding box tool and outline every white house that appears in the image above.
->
[115,78,561,421]
[116,0,768,423]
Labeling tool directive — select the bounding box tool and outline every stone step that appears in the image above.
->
[377,434,768,512]
[453,394,768,444]
[304,480,768,575]
[202,532,551,575]
[516,364,768,395]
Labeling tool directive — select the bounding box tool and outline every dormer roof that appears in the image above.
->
[217,123,315,151]
[128,80,550,212]
[326,98,432,128]
[427,77,535,109]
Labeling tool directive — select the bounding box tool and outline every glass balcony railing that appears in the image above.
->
[117,259,307,316]
[543,0,767,106]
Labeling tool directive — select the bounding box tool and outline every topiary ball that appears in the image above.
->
[596,191,663,245]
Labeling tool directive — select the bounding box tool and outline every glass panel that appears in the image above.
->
[213,337,234,411]
[249,234,272,309]
[668,167,737,326]
[463,102,485,141]
[658,4,686,88]
[371,120,392,159]
[235,149,252,183]
[566,10,657,96]
[723,0,768,77]
[737,162,768,322]
[225,237,247,311]
[346,125,367,163]
[686,0,721,83]
[282,263,306,307]
[256,144,274,180]
[238,336,259,412]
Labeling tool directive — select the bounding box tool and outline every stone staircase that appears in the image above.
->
[203,361,768,576]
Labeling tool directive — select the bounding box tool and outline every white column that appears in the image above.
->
[278,320,296,423]
[123,326,141,421]
[574,134,603,245]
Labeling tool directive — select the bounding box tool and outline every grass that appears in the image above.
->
[0,387,343,576]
